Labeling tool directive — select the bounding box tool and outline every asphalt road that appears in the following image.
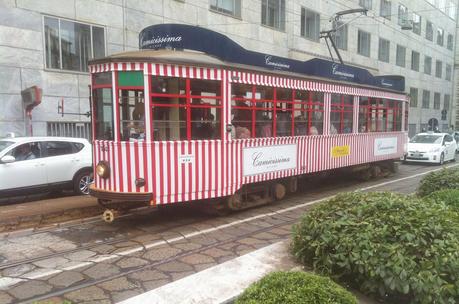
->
[0,161,457,304]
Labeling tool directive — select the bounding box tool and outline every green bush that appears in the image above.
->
[235,271,357,304]
[425,189,459,210]
[417,167,459,197]
[291,192,459,304]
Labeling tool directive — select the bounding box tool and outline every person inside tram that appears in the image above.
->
[232,98,252,138]
[129,101,145,141]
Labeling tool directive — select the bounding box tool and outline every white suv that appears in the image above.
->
[0,137,93,196]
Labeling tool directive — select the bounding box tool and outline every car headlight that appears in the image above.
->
[429,147,440,153]
[96,161,110,178]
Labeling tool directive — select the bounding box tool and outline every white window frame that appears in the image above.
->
[398,4,408,26]
[412,13,421,35]
[409,87,418,107]
[333,21,348,50]
[437,27,444,46]
[424,56,432,75]
[426,21,433,41]
[411,50,419,71]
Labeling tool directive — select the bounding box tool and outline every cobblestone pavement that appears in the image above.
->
[0,163,456,304]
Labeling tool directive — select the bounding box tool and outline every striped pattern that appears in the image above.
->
[90,60,408,205]
[89,62,408,101]
[93,133,406,205]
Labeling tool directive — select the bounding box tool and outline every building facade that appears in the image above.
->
[0,0,457,138]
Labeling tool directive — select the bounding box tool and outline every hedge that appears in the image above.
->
[417,167,459,197]
[235,271,357,304]
[291,192,459,303]
[425,189,459,210]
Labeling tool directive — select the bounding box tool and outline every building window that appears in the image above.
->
[332,21,348,50]
[426,21,433,41]
[412,13,421,35]
[261,0,285,30]
[357,30,371,57]
[422,90,430,109]
[359,0,372,9]
[396,45,406,67]
[378,38,390,63]
[446,64,452,81]
[424,56,432,75]
[409,87,418,107]
[398,4,408,26]
[444,94,450,110]
[437,28,444,46]
[435,60,442,78]
[210,0,241,17]
[434,92,441,110]
[380,0,391,19]
[411,51,419,71]
[301,8,320,41]
[44,16,105,72]
[447,34,454,50]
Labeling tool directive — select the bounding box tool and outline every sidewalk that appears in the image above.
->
[0,195,101,235]
[118,241,378,304]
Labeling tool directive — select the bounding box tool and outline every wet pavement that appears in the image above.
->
[0,162,457,303]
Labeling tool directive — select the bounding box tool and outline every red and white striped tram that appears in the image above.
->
[89,25,408,221]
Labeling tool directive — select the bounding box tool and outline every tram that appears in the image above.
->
[89,24,409,222]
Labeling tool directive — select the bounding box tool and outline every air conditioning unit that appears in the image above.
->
[400,19,413,30]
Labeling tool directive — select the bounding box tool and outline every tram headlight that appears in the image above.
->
[96,161,110,179]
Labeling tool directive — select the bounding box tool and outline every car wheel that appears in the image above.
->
[73,170,93,195]
[439,153,445,166]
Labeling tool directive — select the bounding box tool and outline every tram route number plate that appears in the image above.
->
[179,154,195,164]
[243,144,297,176]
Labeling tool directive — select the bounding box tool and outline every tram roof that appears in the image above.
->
[90,49,407,96]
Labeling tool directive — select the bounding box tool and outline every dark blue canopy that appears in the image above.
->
[139,24,405,92]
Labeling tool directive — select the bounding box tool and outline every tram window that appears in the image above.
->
[276,88,293,137]
[93,88,114,140]
[254,86,274,138]
[294,90,323,135]
[293,102,308,136]
[190,79,222,139]
[359,97,401,133]
[330,94,353,134]
[153,106,187,141]
[232,84,253,138]
[119,90,145,141]
[358,97,369,133]
[94,72,112,85]
[152,76,186,102]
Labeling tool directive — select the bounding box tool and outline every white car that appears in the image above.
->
[405,133,456,165]
[0,137,93,197]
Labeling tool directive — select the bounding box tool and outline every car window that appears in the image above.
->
[45,141,75,157]
[0,141,14,153]
[72,142,85,152]
[445,135,453,142]
[7,142,41,161]
[410,135,443,144]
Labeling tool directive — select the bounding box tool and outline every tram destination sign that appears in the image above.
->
[139,24,405,92]
[242,144,297,176]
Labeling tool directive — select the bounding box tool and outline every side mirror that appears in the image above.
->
[0,155,16,164]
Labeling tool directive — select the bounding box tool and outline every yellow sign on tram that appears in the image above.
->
[331,145,350,158]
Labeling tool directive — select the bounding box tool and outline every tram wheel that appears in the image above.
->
[273,183,286,201]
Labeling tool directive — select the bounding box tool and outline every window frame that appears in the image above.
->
[409,87,418,108]
[435,60,443,78]
[437,27,445,46]
[422,90,430,109]
[447,33,454,50]
[332,21,348,50]
[411,50,419,71]
[261,0,286,31]
[300,7,320,41]
[412,12,421,35]
[357,29,371,57]
[433,92,441,110]
[424,56,432,75]
[378,38,390,63]
[398,4,408,26]
[380,0,391,20]
[359,0,372,10]
[396,44,406,67]
[43,15,106,73]
[426,21,433,41]
[359,97,403,133]
[209,0,241,18]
